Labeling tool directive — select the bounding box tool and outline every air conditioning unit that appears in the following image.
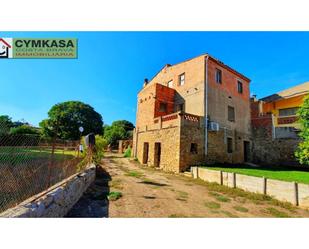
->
[208,121,219,131]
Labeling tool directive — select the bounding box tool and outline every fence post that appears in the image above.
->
[263,177,267,195]
[233,172,236,188]
[294,182,299,206]
[220,171,223,185]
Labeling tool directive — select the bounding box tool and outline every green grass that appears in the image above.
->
[203,164,309,184]
[125,170,144,178]
[0,147,76,164]
[204,201,221,209]
[264,207,290,218]
[209,192,231,202]
[107,191,123,201]
[233,206,249,213]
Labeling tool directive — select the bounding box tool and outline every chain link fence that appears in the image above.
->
[0,122,90,213]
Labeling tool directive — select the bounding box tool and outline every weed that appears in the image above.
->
[264,207,290,218]
[168,214,188,218]
[209,191,231,202]
[125,170,144,178]
[108,191,122,201]
[109,179,123,190]
[221,210,238,218]
[233,206,249,213]
[204,201,221,209]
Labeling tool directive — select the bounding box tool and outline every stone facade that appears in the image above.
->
[0,165,95,218]
[133,54,251,172]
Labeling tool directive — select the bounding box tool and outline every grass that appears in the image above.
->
[0,147,76,164]
[107,191,123,201]
[109,179,123,190]
[209,192,231,202]
[204,201,221,209]
[125,170,144,178]
[220,210,238,218]
[233,206,249,213]
[168,214,188,218]
[203,164,309,184]
[186,177,296,211]
[264,207,290,218]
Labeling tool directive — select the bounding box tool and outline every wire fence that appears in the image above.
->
[0,122,91,213]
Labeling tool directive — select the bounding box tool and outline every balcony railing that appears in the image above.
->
[139,112,202,132]
[277,115,298,125]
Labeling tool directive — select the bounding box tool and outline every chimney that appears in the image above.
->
[143,78,149,87]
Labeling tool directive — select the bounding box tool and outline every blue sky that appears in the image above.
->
[1,32,309,126]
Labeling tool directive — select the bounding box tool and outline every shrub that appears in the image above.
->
[295,94,309,165]
[124,147,132,158]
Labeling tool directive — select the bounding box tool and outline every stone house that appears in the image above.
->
[132,54,251,172]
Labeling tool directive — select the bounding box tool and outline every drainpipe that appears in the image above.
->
[204,55,209,156]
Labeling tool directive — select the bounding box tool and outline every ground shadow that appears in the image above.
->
[65,166,111,218]
[138,180,169,187]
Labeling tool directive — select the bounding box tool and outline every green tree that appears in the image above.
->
[10,125,40,135]
[295,95,309,165]
[0,115,14,135]
[103,120,135,147]
[40,101,103,140]
[104,125,127,147]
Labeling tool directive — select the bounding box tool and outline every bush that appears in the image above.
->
[124,147,132,158]
[79,135,108,167]
[295,94,309,165]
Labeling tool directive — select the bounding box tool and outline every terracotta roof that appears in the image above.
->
[261,81,309,102]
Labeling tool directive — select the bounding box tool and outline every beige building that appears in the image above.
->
[133,54,251,172]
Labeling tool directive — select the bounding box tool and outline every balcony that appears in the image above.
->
[138,111,202,132]
[277,115,298,125]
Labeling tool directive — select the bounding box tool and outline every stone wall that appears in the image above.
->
[135,126,181,172]
[192,167,309,208]
[0,164,95,218]
[252,126,301,166]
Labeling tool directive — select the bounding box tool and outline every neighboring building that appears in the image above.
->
[132,54,251,173]
[251,81,309,139]
[250,81,309,166]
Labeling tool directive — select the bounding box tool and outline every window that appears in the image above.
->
[190,143,198,154]
[159,102,167,112]
[227,138,233,153]
[279,107,299,117]
[216,69,222,84]
[176,103,184,112]
[167,80,173,88]
[228,106,235,122]
[237,80,243,93]
[179,73,185,86]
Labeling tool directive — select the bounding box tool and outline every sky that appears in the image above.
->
[1,31,309,127]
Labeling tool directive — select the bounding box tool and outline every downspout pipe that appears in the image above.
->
[204,55,209,156]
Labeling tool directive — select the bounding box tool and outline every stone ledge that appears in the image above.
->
[0,164,96,218]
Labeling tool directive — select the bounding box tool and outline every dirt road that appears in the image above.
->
[67,153,309,218]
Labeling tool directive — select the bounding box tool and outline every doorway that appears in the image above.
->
[142,142,149,164]
[154,142,161,168]
[244,141,250,162]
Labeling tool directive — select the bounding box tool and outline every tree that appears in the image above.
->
[40,101,103,140]
[111,120,135,133]
[10,125,40,135]
[103,125,127,147]
[0,115,14,135]
[295,95,309,165]
[103,120,135,147]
